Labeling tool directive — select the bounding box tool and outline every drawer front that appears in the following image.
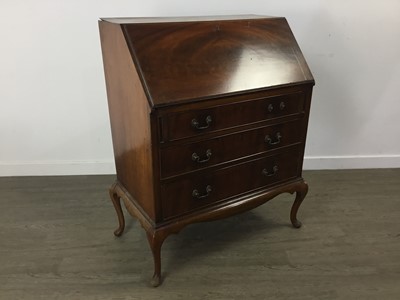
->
[160,119,303,178]
[163,91,304,141]
[161,147,301,219]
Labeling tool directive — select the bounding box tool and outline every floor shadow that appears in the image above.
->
[161,210,283,275]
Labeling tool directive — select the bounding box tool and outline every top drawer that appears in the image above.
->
[161,91,305,142]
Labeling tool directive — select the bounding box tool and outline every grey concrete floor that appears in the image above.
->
[0,169,399,300]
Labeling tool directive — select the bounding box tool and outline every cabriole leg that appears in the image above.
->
[290,181,309,228]
[146,231,167,287]
[109,183,125,237]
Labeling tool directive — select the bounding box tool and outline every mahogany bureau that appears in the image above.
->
[99,15,314,286]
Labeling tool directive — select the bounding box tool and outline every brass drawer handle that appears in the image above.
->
[267,101,286,112]
[262,165,278,177]
[192,185,212,199]
[191,115,212,130]
[265,132,282,145]
[192,149,212,163]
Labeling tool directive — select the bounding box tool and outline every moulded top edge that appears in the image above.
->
[100,15,280,24]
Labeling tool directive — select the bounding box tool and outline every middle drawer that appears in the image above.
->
[160,119,303,178]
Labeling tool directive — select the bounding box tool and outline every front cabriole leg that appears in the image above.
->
[146,230,167,287]
[109,182,125,237]
[290,180,309,228]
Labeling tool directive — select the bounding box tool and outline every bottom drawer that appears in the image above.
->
[161,147,302,219]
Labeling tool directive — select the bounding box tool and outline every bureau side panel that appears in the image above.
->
[297,84,314,174]
[99,21,156,221]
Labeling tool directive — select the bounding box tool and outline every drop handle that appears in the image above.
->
[267,101,286,112]
[191,115,212,130]
[265,132,282,145]
[262,165,278,177]
[192,185,212,199]
[192,149,212,163]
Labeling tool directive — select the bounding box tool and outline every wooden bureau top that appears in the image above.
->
[100,15,276,24]
[100,15,314,108]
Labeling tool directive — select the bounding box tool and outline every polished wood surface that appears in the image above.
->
[160,119,303,178]
[120,17,314,106]
[99,21,157,221]
[99,15,315,286]
[161,147,302,219]
[101,15,275,24]
[162,91,305,141]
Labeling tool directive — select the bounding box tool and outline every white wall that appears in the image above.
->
[1,0,399,176]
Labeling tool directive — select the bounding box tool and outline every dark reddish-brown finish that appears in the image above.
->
[99,15,314,287]
[120,17,313,106]
[160,119,303,178]
[161,146,302,219]
[99,21,157,221]
[162,91,305,141]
